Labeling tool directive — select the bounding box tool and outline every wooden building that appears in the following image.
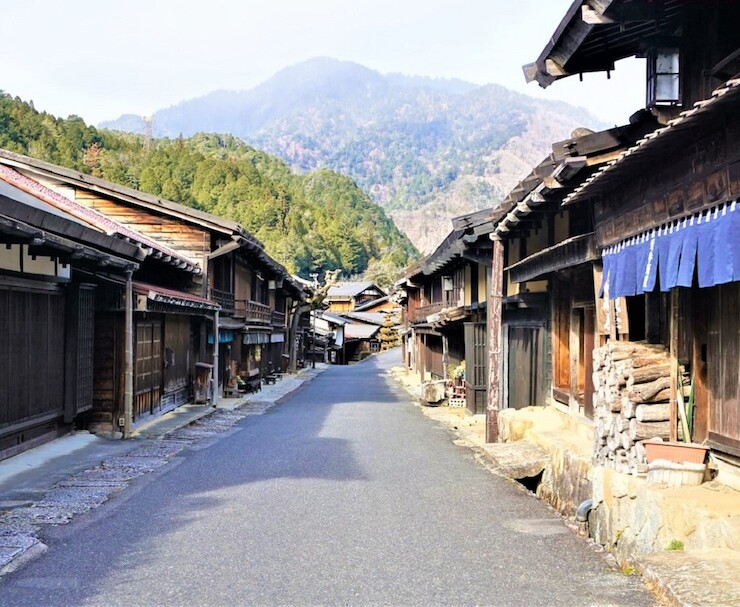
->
[484,117,660,430]
[398,209,494,414]
[0,164,195,457]
[488,0,740,467]
[0,149,305,439]
[325,282,386,313]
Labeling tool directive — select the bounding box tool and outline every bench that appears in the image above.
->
[244,377,261,393]
[262,374,277,385]
[223,385,242,398]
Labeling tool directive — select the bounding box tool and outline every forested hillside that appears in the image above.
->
[0,92,417,284]
[101,58,607,252]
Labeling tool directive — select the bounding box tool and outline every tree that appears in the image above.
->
[286,269,341,372]
[378,311,400,350]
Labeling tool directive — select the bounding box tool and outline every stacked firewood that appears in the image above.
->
[592,341,685,474]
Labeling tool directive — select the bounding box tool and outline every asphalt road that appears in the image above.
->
[0,350,656,606]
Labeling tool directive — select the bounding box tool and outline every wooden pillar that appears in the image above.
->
[569,308,581,414]
[487,237,504,443]
[442,333,449,381]
[123,269,133,438]
[583,308,595,418]
[213,310,220,405]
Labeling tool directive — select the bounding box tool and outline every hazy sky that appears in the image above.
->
[2,0,644,126]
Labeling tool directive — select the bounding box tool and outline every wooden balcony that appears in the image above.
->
[234,299,271,324]
[271,310,286,328]
[209,288,235,315]
[411,302,445,323]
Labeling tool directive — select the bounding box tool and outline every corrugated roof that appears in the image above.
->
[344,323,380,340]
[320,312,350,325]
[342,312,385,326]
[328,282,383,297]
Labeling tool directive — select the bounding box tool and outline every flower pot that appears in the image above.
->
[647,460,706,486]
[644,440,708,465]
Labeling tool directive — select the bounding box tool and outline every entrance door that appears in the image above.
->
[135,320,162,420]
[507,325,546,409]
[464,322,488,414]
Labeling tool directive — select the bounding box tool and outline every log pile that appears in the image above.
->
[592,341,685,475]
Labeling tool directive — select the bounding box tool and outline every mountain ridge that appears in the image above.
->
[101,58,607,252]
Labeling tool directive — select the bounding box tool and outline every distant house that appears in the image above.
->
[314,311,348,364]
[325,282,386,313]
[343,315,382,362]
[353,295,399,315]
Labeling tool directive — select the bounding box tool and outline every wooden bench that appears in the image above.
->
[262,374,277,385]
[244,377,261,393]
[223,385,242,398]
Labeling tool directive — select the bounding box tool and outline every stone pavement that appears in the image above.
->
[388,365,740,607]
[0,364,326,577]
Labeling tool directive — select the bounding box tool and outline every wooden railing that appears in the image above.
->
[209,288,235,314]
[234,299,271,324]
[411,301,445,323]
[271,310,286,327]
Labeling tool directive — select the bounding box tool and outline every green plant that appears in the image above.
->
[676,372,692,443]
[667,539,684,551]
[686,378,695,441]
[619,563,637,576]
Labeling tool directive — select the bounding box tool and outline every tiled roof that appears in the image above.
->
[0,165,200,273]
[133,281,219,310]
[564,79,740,206]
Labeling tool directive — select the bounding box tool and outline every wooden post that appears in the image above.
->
[123,269,133,438]
[442,333,449,382]
[213,310,220,405]
[583,308,595,419]
[669,288,679,442]
[487,236,504,443]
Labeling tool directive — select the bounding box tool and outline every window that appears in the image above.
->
[647,48,681,107]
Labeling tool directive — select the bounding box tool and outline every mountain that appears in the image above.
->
[0,93,417,285]
[101,58,608,252]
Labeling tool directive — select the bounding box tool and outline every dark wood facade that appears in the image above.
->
[0,149,304,451]
[399,210,494,414]
[502,0,740,464]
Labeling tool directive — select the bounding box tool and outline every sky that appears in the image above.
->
[1,0,645,127]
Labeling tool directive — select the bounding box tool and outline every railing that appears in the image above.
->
[271,310,286,327]
[209,288,234,314]
[411,301,445,323]
[234,299,271,324]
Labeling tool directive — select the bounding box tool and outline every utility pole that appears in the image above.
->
[310,273,319,369]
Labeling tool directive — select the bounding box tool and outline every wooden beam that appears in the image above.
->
[545,58,569,77]
[581,5,613,25]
